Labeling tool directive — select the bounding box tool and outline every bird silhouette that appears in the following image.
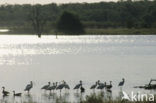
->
[119,78,125,87]
[97,81,106,90]
[13,91,22,97]
[47,82,57,92]
[80,85,85,93]
[106,81,113,89]
[64,81,70,90]
[24,81,33,93]
[56,81,65,93]
[2,87,9,96]
[90,81,98,90]
[74,80,82,90]
[41,82,51,90]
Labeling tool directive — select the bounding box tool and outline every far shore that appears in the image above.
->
[0,28,156,35]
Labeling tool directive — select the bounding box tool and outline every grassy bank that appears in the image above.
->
[85,28,156,35]
[1,28,156,35]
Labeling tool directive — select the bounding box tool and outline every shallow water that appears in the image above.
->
[0,35,156,102]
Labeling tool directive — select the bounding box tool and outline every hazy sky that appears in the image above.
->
[0,0,113,5]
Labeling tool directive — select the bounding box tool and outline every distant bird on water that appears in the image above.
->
[80,85,85,93]
[74,80,82,90]
[118,78,125,87]
[56,81,65,93]
[90,81,98,90]
[13,91,22,97]
[106,81,113,89]
[47,82,57,92]
[97,80,106,90]
[64,81,70,90]
[2,87,9,96]
[24,81,33,93]
[41,82,51,90]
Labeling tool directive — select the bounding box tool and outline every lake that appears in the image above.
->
[0,35,156,103]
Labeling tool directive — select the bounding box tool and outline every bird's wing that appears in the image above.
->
[118,82,122,86]
[25,84,31,90]
[97,83,104,89]
[56,84,63,89]
[65,85,70,89]
[4,91,9,94]
[74,84,81,89]
[41,85,48,89]
[90,85,95,89]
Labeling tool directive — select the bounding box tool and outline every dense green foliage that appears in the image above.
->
[0,1,156,34]
[56,11,84,34]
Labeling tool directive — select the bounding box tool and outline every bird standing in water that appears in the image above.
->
[56,81,65,93]
[118,78,125,87]
[2,87,9,96]
[47,82,57,92]
[97,81,106,90]
[80,85,85,93]
[24,81,33,94]
[90,81,98,89]
[74,80,82,90]
[106,81,113,90]
[41,82,51,90]
[64,81,70,90]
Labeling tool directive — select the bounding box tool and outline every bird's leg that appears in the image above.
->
[93,89,95,93]
[49,90,51,95]
[120,87,123,92]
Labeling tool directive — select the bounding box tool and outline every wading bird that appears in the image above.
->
[41,82,51,90]
[90,81,98,90]
[80,85,85,93]
[118,78,125,87]
[97,81,106,90]
[56,81,65,93]
[64,81,70,90]
[74,80,82,90]
[2,87,9,96]
[24,81,33,93]
[47,82,57,92]
[13,91,22,97]
[106,81,112,89]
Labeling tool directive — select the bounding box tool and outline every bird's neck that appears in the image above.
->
[2,88,5,91]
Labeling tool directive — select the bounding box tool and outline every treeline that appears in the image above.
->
[0,0,156,33]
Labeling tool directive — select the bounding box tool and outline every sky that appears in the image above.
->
[0,0,113,5]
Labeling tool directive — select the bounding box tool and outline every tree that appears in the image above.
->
[56,11,84,35]
[30,5,47,38]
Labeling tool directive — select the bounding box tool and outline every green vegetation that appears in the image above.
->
[0,0,156,35]
[85,28,156,35]
[56,11,84,34]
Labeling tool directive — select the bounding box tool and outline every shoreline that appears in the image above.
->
[0,28,156,35]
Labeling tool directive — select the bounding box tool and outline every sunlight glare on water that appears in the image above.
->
[0,35,156,102]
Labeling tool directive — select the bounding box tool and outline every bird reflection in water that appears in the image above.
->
[106,89,112,101]
[74,91,85,102]
[23,94,34,103]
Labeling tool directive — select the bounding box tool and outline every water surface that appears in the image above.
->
[0,35,156,102]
